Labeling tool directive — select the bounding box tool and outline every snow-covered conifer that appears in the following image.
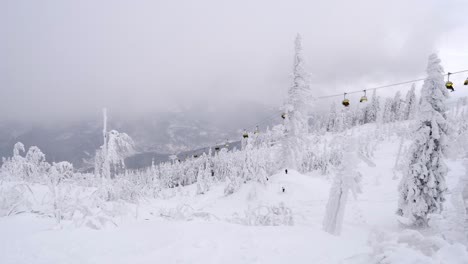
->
[397,53,449,227]
[403,84,417,120]
[368,89,380,123]
[196,160,211,195]
[327,103,337,132]
[382,98,393,123]
[281,34,311,171]
[391,91,402,121]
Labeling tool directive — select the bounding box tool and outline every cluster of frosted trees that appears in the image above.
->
[126,137,280,198]
[2,143,74,183]
[320,85,418,134]
[322,53,464,236]
[1,143,76,224]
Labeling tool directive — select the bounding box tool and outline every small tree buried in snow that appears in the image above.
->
[397,53,449,227]
[323,138,362,235]
[47,161,73,225]
[231,203,294,226]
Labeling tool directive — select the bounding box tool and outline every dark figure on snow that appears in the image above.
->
[285,169,288,174]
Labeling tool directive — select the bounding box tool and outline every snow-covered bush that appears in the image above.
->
[158,204,217,221]
[232,203,294,226]
[0,182,35,216]
[0,143,50,182]
[353,229,468,264]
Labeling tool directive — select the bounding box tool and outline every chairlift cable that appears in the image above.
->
[193,68,468,154]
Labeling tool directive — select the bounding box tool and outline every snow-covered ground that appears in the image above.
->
[2,137,467,264]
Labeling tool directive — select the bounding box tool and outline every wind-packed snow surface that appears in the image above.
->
[1,131,467,264]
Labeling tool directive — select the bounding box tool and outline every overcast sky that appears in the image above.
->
[1,0,468,123]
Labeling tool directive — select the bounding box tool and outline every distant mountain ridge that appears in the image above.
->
[0,102,278,170]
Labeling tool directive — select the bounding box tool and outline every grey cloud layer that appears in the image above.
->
[0,0,465,122]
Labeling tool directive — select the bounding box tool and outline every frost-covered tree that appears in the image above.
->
[95,109,134,179]
[196,155,212,195]
[381,98,393,123]
[281,34,311,171]
[397,53,449,227]
[47,161,73,225]
[1,142,27,179]
[24,146,50,181]
[327,103,337,132]
[334,107,351,132]
[368,89,380,123]
[1,143,51,182]
[106,130,134,175]
[391,91,402,122]
[323,138,362,235]
[362,102,371,125]
[13,142,25,157]
[403,84,417,120]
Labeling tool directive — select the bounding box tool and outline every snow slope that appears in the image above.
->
[1,135,467,263]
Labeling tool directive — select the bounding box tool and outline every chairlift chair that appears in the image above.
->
[446,72,454,92]
[242,130,249,138]
[360,90,368,103]
[342,93,350,107]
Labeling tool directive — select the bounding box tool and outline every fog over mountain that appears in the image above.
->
[0,102,275,169]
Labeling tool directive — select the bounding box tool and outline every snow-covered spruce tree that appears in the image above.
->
[281,34,311,171]
[381,98,393,124]
[391,91,402,122]
[353,103,365,126]
[196,155,212,195]
[362,102,371,125]
[368,89,380,123]
[403,84,417,120]
[326,103,337,132]
[397,53,449,227]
